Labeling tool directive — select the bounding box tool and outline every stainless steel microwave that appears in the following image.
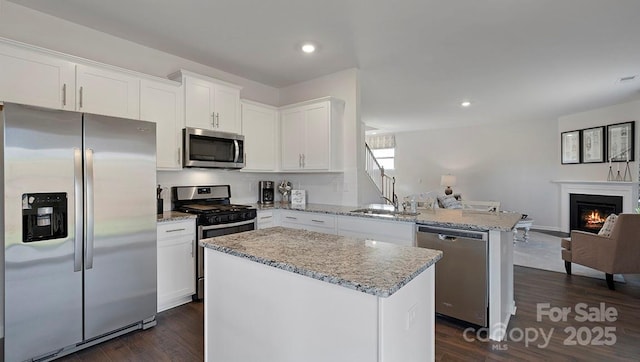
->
[183,127,245,169]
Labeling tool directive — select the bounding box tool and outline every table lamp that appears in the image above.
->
[440,175,456,195]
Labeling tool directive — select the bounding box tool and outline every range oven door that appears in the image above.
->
[183,127,245,169]
[195,219,255,300]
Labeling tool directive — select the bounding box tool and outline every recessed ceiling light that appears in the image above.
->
[461,101,471,107]
[301,43,316,54]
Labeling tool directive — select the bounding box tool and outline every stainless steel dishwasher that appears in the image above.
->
[416,225,489,327]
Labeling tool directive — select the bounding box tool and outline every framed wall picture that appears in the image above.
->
[606,121,635,162]
[561,130,581,164]
[581,126,605,163]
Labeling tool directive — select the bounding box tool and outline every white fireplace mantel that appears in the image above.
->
[552,180,639,232]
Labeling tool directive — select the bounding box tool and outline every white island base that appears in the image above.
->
[204,249,435,362]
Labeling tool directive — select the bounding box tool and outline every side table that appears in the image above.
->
[514,218,534,243]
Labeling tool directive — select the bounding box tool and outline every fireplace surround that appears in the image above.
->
[554,180,638,232]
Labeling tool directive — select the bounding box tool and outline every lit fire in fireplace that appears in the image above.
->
[585,211,606,227]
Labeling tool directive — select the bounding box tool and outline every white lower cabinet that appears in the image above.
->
[337,215,415,246]
[157,219,196,312]
[257,209,277,229]
[280,210,337,234]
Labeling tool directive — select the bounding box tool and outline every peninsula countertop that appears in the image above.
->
[252,203,522,231]
[200,226,442,298]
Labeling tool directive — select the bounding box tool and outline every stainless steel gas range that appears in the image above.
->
[172,185,256,300]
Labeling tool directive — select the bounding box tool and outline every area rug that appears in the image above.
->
[513,230,625,283]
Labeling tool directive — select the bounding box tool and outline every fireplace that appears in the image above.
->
[569,193,623,232]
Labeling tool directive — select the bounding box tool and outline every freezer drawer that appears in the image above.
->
[416,225,488,327]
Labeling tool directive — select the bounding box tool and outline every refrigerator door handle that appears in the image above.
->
[73,148,83,272]
[85,148,95,270]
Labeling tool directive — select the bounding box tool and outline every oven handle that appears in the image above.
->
[198,219,256,232]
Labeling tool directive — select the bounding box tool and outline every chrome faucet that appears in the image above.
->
[381,194,399,210]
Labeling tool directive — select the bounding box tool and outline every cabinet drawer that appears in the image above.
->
[257,210,276,229]
[158,220,195,239]
[281,210,336,233]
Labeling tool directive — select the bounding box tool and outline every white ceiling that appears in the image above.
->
[9,0,640,132]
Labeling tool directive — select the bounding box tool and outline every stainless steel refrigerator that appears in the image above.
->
[1,103,157,361]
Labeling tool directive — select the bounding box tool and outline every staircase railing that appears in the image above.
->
[365,143,398,208]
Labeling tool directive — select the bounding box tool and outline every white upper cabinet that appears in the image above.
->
[241,100,278,171]
[170,70,242,134]
[280,97,344,172]
[76,64,140,119]
[0,41,75,110]
[140,79,184,170]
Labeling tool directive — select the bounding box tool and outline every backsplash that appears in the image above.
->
[157,170,356,210]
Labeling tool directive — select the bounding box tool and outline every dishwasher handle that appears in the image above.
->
[417,225,488,241]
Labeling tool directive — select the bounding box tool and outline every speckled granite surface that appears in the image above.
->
[200,226,442,298]
[157,211,197,223]
[414,209,522,231]
[252,203,521,231]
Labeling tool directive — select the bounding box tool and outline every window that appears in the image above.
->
[372,147,395,170]
[366,133,396,170]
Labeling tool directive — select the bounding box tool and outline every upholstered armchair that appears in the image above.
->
[561,214,640,290]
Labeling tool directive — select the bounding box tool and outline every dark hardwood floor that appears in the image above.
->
[59,302,204,361]
[58,266,640,361]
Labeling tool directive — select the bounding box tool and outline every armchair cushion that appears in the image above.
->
[597,214,617,237]
[568,231,613,272]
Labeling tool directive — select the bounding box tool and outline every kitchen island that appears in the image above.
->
[200,227,442,362]
[253,203,521,342]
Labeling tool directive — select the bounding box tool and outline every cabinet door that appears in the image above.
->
[242,102,277,171]
[76,64,140,119]
[157,220,196,312]
[0,43,75,110]
[214,84,240,133]
[184,76,215,130]
[302,103,330,170]
[140,79,184,170]
[281,108,306,170]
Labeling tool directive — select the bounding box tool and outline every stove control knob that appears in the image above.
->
[229,214,237,221]
[210,216,220,223]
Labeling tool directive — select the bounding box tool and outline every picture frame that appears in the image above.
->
[606,121,635,162]
[581,126,605,163]
[561,130,581,164]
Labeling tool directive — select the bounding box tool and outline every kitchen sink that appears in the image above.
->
[350,208,397,216]
[350,204,419,217]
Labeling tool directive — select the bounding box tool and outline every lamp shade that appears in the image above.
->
[440,175,457,187]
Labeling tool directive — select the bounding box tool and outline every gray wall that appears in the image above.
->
[557,99,640,181]
[389,98,640,231]
[390,119,561,230]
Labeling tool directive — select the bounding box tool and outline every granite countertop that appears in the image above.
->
[157,211,197,223]
[200,226,442,298]
[251,202,521,231]
[414,208,523,232]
